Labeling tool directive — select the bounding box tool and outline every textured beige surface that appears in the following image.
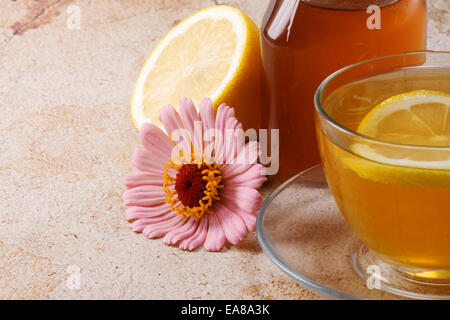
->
[0,0,448,300]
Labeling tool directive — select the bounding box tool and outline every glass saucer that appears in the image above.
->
[256,165,450,300]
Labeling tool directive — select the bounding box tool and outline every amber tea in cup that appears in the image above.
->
[315,52,450,296]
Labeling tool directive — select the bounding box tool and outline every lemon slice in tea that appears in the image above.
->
[358,90,450,147]
[345,90,450,188]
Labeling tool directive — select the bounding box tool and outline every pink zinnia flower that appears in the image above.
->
[123,98,266,251]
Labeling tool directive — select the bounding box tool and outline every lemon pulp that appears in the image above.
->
[344,90,450,188]
[358,90,450,147]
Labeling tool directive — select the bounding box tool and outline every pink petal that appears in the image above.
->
[163,217,198,245]
[124,172,164,189]
[234,141,259,165]
[179,98,198,141]
[204,214,226,252]
[232,208,257,232]
[223,164,267,189]
[221,141,259,177]
[213,104,234,164]
[179,217,208,251]
[131,218,152,233]
[159,105,184,138]
[220,164,251,179]
[137,142,171,165]
[215,203,249,245]
[125,204,171,221]
[233,124,244,156]
[215,104,235,134]
[222,117,236,164]
[199,98,215,133]
[130,213,176,232]
[143,214,186,238]
[226,116,245,162]
[221,186,263,215]
[123,185,166,207]
[139,123,174,157]
[179,98,203,161]
[199,99,215,160]
[131,148,166,174]
[212,129,225,165]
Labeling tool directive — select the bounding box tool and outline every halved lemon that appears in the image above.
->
[343,90,450,188]
[131,5,261,131]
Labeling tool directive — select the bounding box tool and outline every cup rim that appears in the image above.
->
[314,50,450,151]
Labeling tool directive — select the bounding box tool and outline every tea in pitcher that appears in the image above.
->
[261,0,427,179]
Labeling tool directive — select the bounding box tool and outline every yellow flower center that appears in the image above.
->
[163,156,224,220]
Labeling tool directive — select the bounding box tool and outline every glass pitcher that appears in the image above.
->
[261,0,427,180]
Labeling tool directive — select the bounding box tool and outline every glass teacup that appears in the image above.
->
[315,51,450,297]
